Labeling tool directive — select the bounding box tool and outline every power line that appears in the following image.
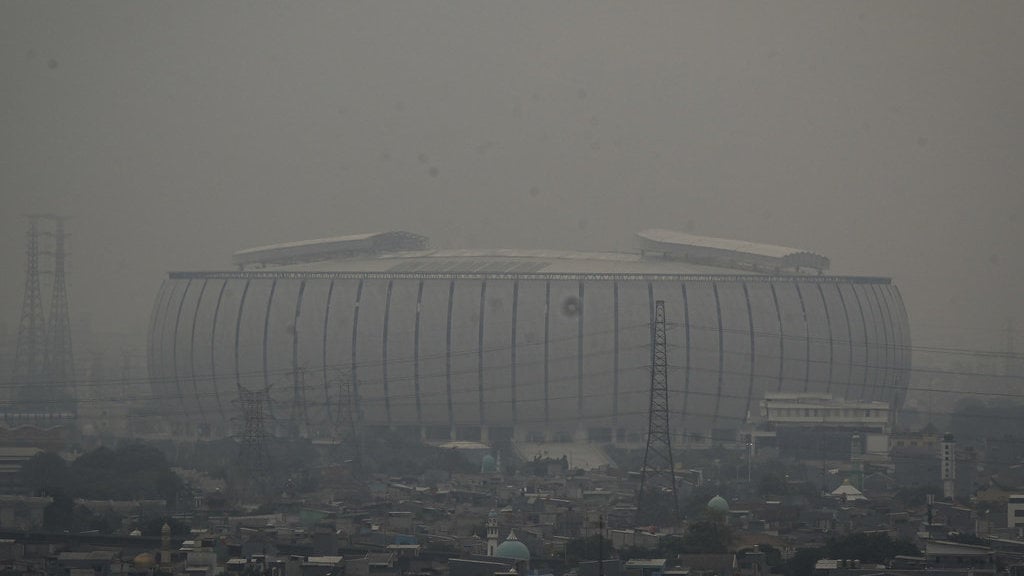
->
[0,339,1021,416]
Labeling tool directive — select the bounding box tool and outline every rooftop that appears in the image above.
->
[210,229,849,279]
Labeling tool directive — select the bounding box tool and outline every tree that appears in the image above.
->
[69,444,184,505]
[757,471,789,497]
[679,486,721,519]
[565,534,614,565]
[894,485,940,508]
[43,489,74,531]
[824,533,919,564]
[636,490,681,528]
[680,518,733,553]
[654,519,734,557]
[141,516,191,537]
[739,544,783,568]
[781,547,825,576]
[21,451,69,494]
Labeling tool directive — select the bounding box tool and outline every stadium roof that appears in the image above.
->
[636,229,830,272]
[263,248,747,276]
[232,231,428,268]
[219,229,838,277]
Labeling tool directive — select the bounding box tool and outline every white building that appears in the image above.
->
[1008,495,1024,530]
[755,393,892,457]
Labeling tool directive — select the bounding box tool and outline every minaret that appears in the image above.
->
[161,522,171,566]
[486,509,499,556]
[941,433,956,500]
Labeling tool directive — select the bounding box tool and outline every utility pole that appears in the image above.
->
[638,300,679,522]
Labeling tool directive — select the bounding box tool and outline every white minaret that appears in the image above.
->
[941,433,956,500]
[487,509,499,556]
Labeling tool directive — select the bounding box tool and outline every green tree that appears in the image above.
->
[70,444,183,505]
[824,533,919,564]
[565,534,614,565]
[757,471,789,497]
[21,451,69,494]
[781,547,825,576]
[679,485,721,519]
[739,544,783,568]
[141,516,191,537]
[636,490,681,527]
[43,489,74,531]
[680,518,733,553]
[894,485,940,508]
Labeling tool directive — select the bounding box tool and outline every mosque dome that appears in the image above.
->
[481,454,497,474]
[132,553,156,570]
[495,530,530,561]
[707,495,730,513]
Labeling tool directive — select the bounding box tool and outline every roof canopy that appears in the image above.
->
[233,231,428,269]
[636,229,829,273]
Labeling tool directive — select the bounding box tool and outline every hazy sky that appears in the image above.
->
[3,1,1022,361]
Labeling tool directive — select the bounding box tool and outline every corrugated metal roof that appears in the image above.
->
[232,232,380,257]
[231,231,428,268]
[264,248,751,275]
[637,229,814,259]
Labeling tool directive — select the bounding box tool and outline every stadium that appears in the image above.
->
[147,229,910,445]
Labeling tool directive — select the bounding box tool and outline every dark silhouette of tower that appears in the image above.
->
[13,216,48,410]
[638,300,679,523]
[333,369,362,467]
[237,386,271,499]
[289,367,306,438]
[12,215,76,416]
[45,216,75,411]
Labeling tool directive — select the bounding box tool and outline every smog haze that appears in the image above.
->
[2,1,1022,359]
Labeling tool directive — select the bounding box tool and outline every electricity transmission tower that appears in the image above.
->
[237,386,272,499]
[637,300,680,523]
[288,367,307,438]
[332,369,362,467]
[13,215,76,415]
[45,216,75,410]
[13,217,47,405]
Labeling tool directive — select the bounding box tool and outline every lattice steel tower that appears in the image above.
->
[332,369,362,467]
[638,300,680,521]
[13,217,47,407]
[45,216,75,410]
[237,386,271,499]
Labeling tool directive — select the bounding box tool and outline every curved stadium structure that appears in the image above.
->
[148,230,910,443]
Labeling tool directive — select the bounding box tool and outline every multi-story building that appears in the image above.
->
[1009,495,1024,531]
[755,393,892,459]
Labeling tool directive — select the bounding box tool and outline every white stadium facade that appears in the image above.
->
[147,230,910,445]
